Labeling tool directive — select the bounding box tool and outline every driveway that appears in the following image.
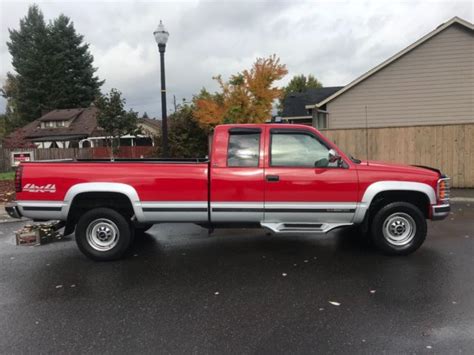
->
[0,202,473,354]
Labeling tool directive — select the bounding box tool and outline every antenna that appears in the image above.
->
[365,105,369,165]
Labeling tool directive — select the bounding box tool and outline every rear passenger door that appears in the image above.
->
[210,127,265,223]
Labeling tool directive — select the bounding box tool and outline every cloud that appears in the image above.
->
[0,0,472,118]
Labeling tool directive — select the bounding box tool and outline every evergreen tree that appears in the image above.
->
[167,104,208,158]
[142,112,150,119]
[278,74,323,114]
[4,5,103,126]
[6,5,49,124]
[46,14,103,109]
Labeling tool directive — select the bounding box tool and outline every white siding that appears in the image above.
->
[327,25,474,129]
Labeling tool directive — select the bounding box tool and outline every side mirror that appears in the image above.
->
[328,149,341,163]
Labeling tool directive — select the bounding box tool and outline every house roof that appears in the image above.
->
[306,16,474,109]
[281,87,344,118]
[38,108,84,122]
[3,107,100,148]
[139,117,161,131]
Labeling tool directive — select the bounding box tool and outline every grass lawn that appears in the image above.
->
[0,172,15,181]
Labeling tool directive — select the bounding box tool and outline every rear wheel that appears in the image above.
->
[370,202,427,255]
[76,208,133,261]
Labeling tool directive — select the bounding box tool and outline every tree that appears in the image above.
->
[142,112,150,119]
[46,14,103,109]
[279,74,323,113]
[155,103,208,158]
[4,5,103,126]
[94,89,139,155]
[193,55,288,129]
[5,5,49,125]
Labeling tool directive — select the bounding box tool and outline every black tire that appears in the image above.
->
[75,207,133,261]
[370,202,427,256]
[134,224,154,234]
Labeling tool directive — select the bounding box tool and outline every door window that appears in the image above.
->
[227,132,260,167]
[270,132,334,168]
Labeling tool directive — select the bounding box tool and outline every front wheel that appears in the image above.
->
[75,208,133,261]
[370,202,427,255]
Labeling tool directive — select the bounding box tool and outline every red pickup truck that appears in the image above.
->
[6,124,450,260]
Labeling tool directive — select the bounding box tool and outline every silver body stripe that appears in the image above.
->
[16,200,65,220]
[140,201,208,222]
[211,202,264,222]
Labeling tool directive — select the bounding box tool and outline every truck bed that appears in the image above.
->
[17,161,209,203]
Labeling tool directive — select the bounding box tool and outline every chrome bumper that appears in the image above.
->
[431,203,450,221]
[5,202,22,219]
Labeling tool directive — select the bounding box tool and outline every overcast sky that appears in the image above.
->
[0,0,472,118]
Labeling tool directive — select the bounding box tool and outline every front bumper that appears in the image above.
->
[431,203,450,221]
[5,202,22,219]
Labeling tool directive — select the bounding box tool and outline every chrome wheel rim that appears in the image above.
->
[382,212,416,246]
[86,218,119,251]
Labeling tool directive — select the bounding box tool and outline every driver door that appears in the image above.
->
[264,128,358,223]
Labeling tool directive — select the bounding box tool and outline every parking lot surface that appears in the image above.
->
[0,202,473,354]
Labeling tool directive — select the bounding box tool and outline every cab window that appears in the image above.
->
[227,131,260,167]
[270,131,336,168]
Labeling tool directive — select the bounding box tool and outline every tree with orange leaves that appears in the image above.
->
[193,55,287,129]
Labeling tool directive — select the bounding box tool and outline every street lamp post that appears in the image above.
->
[153,20,169,157]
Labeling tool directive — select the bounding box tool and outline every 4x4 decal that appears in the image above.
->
[23,183,56,193]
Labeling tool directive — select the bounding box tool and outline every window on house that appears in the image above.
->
[312,112,328,129]
[41,120,68,128]
[227,131,260,167]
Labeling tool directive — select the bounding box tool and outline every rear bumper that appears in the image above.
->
[5,202,22,219]
[431,203,450,221]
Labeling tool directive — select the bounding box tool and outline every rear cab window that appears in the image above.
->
[227,129,261,167]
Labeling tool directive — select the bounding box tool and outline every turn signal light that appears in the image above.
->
[437,178,450,202]
[15,165,23,193]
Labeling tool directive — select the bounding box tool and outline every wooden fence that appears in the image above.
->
[0,146,156,173]
[323,123,474,188]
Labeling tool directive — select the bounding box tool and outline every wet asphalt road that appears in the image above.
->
[0,202,473,354]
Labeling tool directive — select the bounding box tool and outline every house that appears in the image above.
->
[280,87,343,127]
[305,16,474,129]
[4,107,161,149]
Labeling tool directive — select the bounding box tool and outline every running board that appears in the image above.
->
[261,222,353,234]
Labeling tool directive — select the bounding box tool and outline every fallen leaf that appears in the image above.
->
[426,345,432,349]
[214,291,219,295]
[55,285,63,289]
[370,290,376,294]
[304,260,309,263]
[329,301,341,306]
[282,273,287,277]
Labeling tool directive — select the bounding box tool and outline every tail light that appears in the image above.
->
[437,177,450,203]
[15,165,23,193]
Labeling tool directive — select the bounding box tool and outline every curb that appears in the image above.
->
[0,218,29,224]
[451,197,474,203]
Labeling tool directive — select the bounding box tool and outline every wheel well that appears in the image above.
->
[65,192,134,233]
[369,190,430,219]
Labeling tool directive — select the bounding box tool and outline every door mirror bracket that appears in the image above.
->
[328,149,341,163]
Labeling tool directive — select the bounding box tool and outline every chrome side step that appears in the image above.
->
[261,222,353,234]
